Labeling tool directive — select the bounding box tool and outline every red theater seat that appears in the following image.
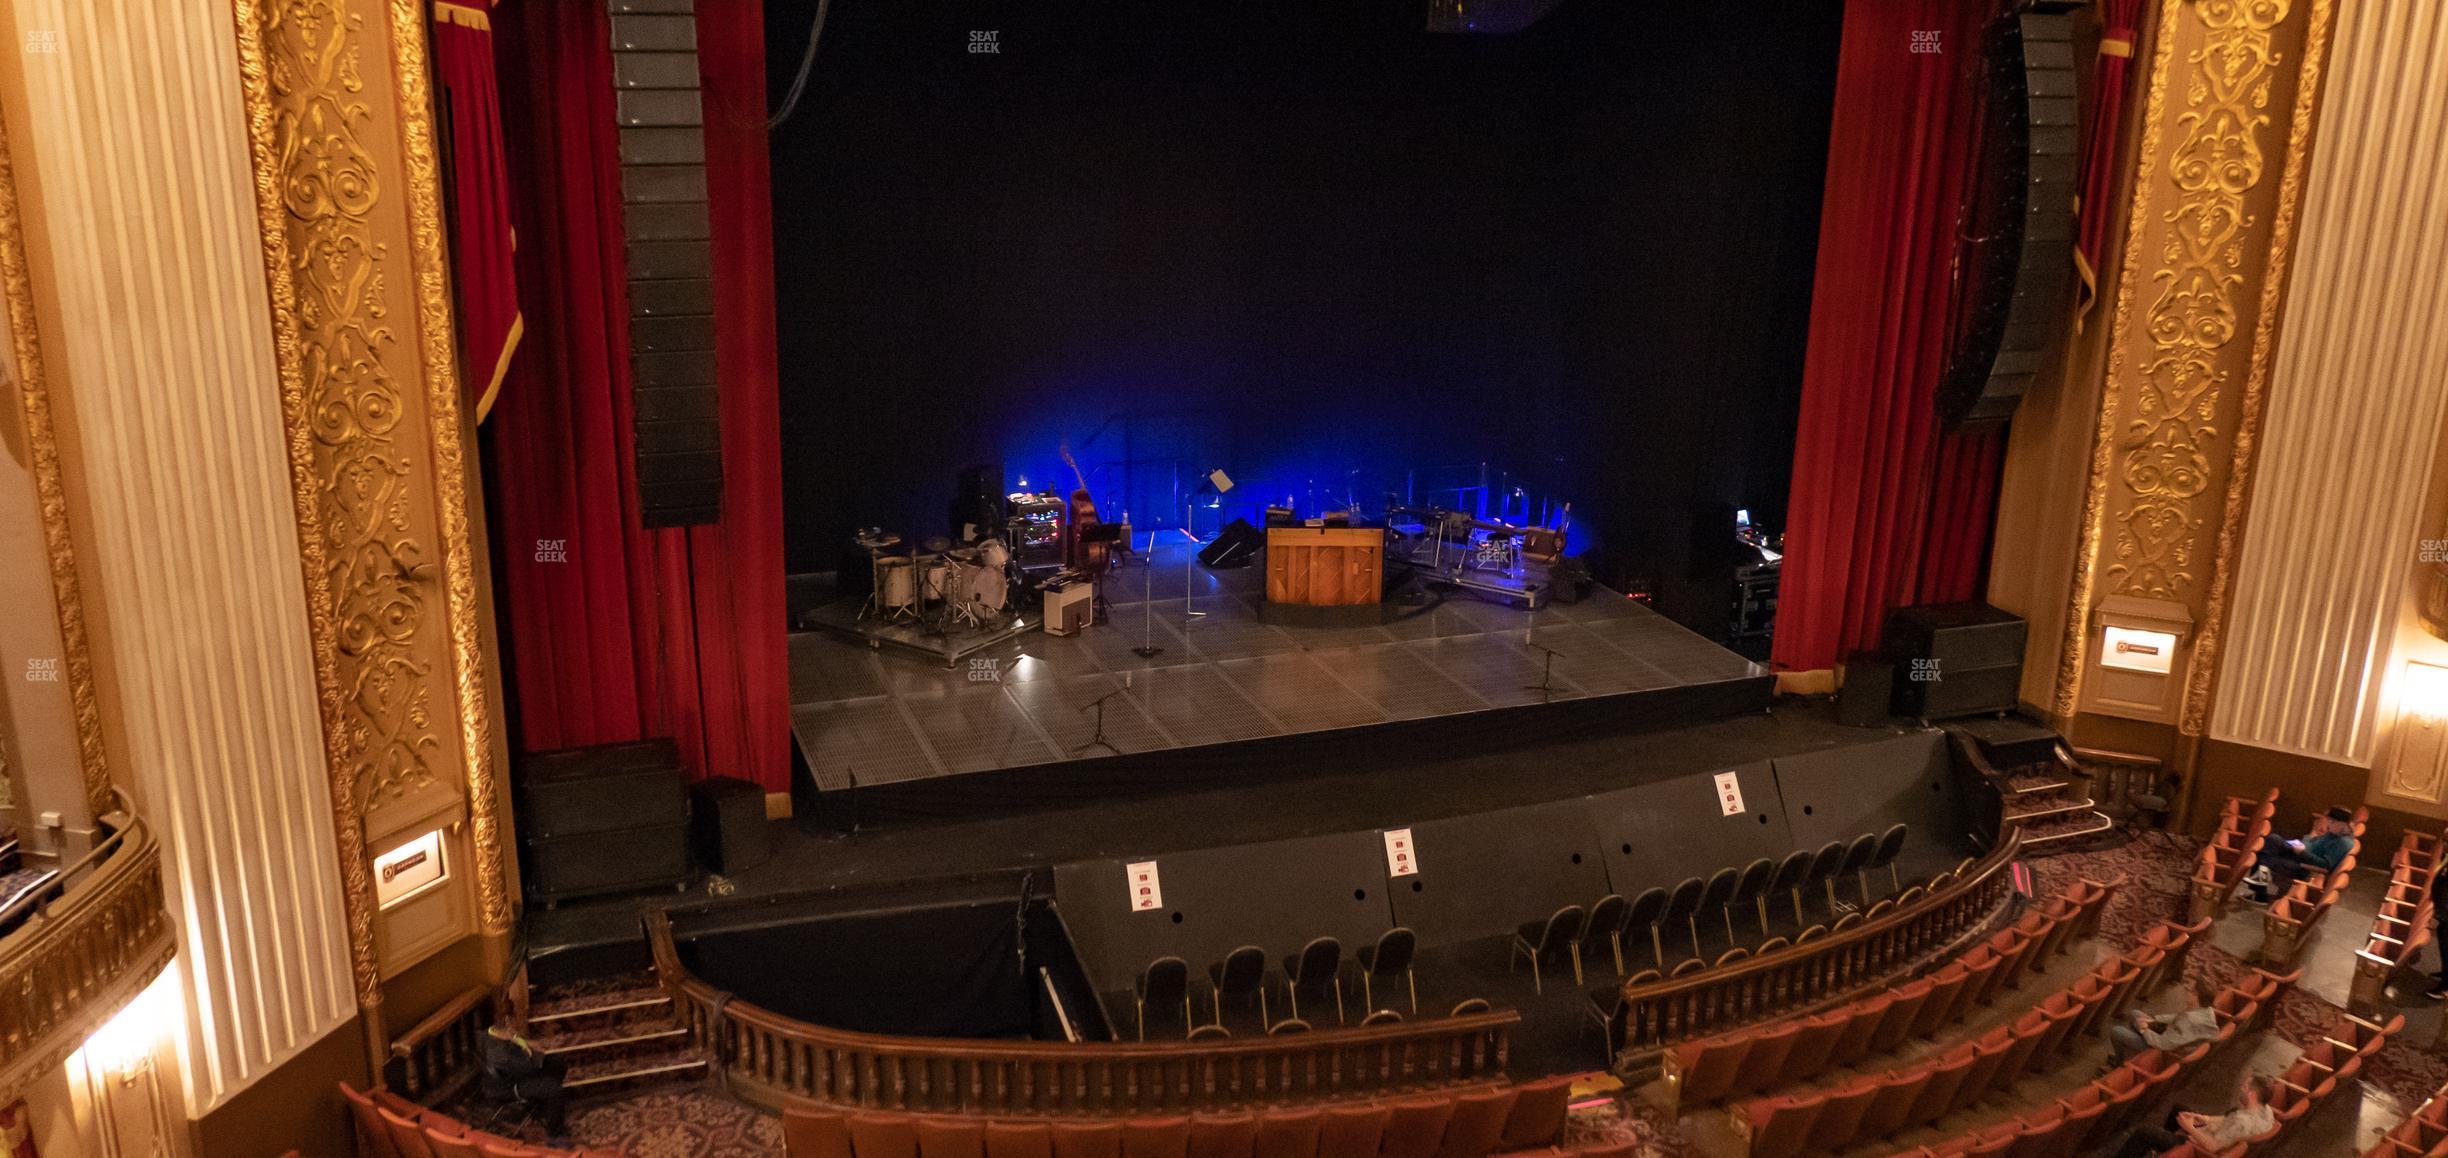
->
[1743,1096,1818,1158]
[1868,978,1934,1054]
[1674,1033,1752,1106]
[1252,1109,1319,1158]
[1782,1009,1849,1083]
[1500,1076,1573,1149]
[1858,1068,1930,1141]
[1185,1113,1257,1158]
[339,1084,404,1158]
[984,1120,1055,1158]
[1911,962,1972,1038]
[1433,1087,1517,1158]
[1051,1121,1124,1158]
[1909,1045,1978,1125]
[1120,1116,1191,1158]
[1736,1021,1802,1096]
[1829,994,1889,1066]
[1318,1105,1388,1156]
[1380,1097,1456,1158]
[916,1116,988,1158]
[1804,1080,1880,1153]
[850,1112,922,1158]
[378,1107,439,1158]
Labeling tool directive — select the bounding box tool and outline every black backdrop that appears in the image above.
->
[766,0,1841,631]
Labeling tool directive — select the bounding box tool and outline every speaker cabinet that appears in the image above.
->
[689,776,771,875]
[1197,519,1263,569]
[1937,6,2079,430]
[1886,602,2028,720]
[1837,653,1897,727]
[613,0,722,526]
[518,739,691,903]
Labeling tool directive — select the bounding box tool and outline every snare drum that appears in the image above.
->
[876,556,917,610]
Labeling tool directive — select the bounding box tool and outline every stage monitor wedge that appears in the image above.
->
[613,0,723,526]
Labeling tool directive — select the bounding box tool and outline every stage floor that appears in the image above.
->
[789,540,1766,792]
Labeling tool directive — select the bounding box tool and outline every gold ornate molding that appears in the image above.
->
[2053,0,2332,732]
[0,807,176,1105]
[231,0,517,1044]
[0,94,112,823]
[379,0,510,938]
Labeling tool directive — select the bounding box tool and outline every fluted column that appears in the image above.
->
[2209,3,2448,775]
[0,0,355,1115]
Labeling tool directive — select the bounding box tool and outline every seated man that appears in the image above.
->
[2120,1074,2275,1157]
[2245,806,2355,903]
[480,1020,570,1138]
[2107,975,2219,1061]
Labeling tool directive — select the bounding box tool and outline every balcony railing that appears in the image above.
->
[0,794,176,1101]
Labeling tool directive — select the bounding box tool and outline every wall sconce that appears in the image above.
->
[2403,660,2448,726]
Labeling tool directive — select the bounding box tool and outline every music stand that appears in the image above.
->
[1186,469,1234,620]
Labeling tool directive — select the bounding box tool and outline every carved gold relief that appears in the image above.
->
[2054,0,2330,731]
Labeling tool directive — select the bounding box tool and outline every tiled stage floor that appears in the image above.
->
[790,540,1766,791]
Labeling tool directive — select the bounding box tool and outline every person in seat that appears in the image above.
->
[480,1020,570,1138]
[2244,807,2354,904]
[2106,975,2219,1061]
[2120,1073,2274,1157]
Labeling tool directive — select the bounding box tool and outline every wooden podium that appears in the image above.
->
[1262,525,1387,625]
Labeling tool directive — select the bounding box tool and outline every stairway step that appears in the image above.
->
[529,991,671,1026]
[537,1024,689,1056]
[2004,772,2070,796]
[2020,810,2116,847]
[564,1050,707,1090]
[2005,795,2099,824]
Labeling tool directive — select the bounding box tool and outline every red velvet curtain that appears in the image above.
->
[2075,0,2145,315]
[487,0,789,789]
[1771,0,1997,675]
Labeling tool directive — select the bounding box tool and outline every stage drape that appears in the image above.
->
[430,0,520,420]
[1771,0,1996,675]
[2075,0,2145,316]
[486,0,789,789]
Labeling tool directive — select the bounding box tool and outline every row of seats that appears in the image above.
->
[2364,1045,2448,1158]
[1898,967,2299,1158]
[340,1082,611,1158]
[2258,810,2365,969]
[2191,789,2277,920]
[2353,827,2444,1012]
[2165,1012,2401,1158]
[777,1075,1585,1158]
[1135,927,1430,1038]
[1666,874,2121,1111]
[1733,906,2200,1158]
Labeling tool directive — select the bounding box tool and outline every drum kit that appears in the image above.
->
[855,527,1016,632]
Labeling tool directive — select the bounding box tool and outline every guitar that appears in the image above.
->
[1058,442,1110,576]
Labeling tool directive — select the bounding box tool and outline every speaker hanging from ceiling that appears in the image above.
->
[1935,2,2079,432]
[611,0,723,527]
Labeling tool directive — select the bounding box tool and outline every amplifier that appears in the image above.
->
[517,739,688,840]
[1043,578,1093,636]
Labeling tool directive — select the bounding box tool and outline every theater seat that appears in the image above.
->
[378,1106,439,1158]
[1252,1109,1320,1158]
[984,1120,1054,1158]
[1573,1146,1636,1158]
[1318,1105,1389,1155]
[1805,1080,1879,1153]
[425,1131,483,1158]
[1857,1068,1929,1141]
[850,1112,922,1158]
[1052,1121,1124,1158]
[1500,1076,1574,1149]
[916,1116,988,1158]
[1120,1116,1191,1158]
[1380,1098,1456,1158]
[339,1083,403,1158]
[1185,1113,1258,1158]
[1743,1096,1817,1158]
[1735,1021,1801,1096]
[1434,1087,1518,1158]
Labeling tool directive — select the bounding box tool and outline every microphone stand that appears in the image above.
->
[1525,643,1563,701]
[1076,685,1128,756]
[1183,501,1206,620]
[1135,529,1165,658]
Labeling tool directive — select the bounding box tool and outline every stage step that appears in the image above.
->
[2018,809,2115,848]
[562,1047,707,1092]
[527,976,670,1028]
[2004,794,2099,824]
[536,1023,690,1057]
[2003,771,2070,797]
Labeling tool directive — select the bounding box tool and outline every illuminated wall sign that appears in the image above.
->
[373,829,449,910]
[2100,626,2177,675]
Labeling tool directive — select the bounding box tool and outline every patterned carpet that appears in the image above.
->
[569,1088,783,1158]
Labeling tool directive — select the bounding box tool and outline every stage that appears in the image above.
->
[787,539,1770,817]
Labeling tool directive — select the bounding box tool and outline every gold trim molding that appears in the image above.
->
[229,0,515,1043]
[2053,0,2332,733]
[0,93,112,823]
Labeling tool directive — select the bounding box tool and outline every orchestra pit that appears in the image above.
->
[5,2,2448,1158]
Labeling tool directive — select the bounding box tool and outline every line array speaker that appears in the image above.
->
[1937,5,2079,431]
[612,0,722,526]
